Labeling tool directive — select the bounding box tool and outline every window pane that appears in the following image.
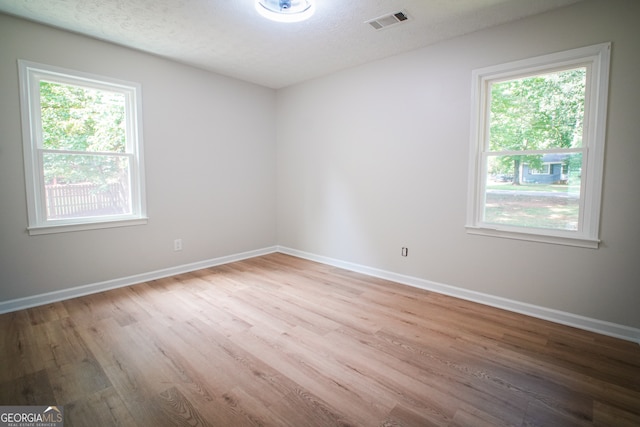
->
[42,153,131,219]
[484,154,582,230]
[489,67,586,152]
[39,81,126,153]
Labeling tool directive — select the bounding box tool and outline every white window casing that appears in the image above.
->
[466,43,611,248]
[18,60,148,235]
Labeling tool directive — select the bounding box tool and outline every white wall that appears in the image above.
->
[0,14,277,302]
[2,0,639,335]
[276,0,640,330]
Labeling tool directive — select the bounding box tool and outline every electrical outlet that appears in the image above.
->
[174,238,183,251]
[401,247,408,257]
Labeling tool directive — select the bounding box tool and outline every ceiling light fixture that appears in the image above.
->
[255,0,315,23]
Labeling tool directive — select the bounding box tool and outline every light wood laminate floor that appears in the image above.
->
[1,253,639,426]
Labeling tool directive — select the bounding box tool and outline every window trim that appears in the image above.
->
[466,43,611,249]
[18,60,148,235]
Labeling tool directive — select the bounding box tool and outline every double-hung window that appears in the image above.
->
[19,61,147,235]
[466,43,610,248]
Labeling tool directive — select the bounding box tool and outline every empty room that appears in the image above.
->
[0,0,639,425]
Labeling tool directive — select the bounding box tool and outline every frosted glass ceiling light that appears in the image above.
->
[255,0,315,23]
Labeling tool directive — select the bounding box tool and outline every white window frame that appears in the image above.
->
[466,43,610,249]
[529,163,551,175]
[18,60,147,235]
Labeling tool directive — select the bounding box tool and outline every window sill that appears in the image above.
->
[465,225,600,249]
[28,217,148,235]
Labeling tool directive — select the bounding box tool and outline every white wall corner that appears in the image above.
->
[2,245,638,345]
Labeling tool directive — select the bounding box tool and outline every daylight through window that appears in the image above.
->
[466,44,610,248]
[19,61,147,234]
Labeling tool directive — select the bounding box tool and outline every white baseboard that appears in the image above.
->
[0,246,278,315]
[277,246,640,344]
[2,244,638,344]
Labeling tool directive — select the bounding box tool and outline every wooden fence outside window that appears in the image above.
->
[45,182,128,219]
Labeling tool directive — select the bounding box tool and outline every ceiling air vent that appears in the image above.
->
[366,11,409,30]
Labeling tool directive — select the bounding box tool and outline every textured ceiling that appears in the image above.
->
[0,0,583,88]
